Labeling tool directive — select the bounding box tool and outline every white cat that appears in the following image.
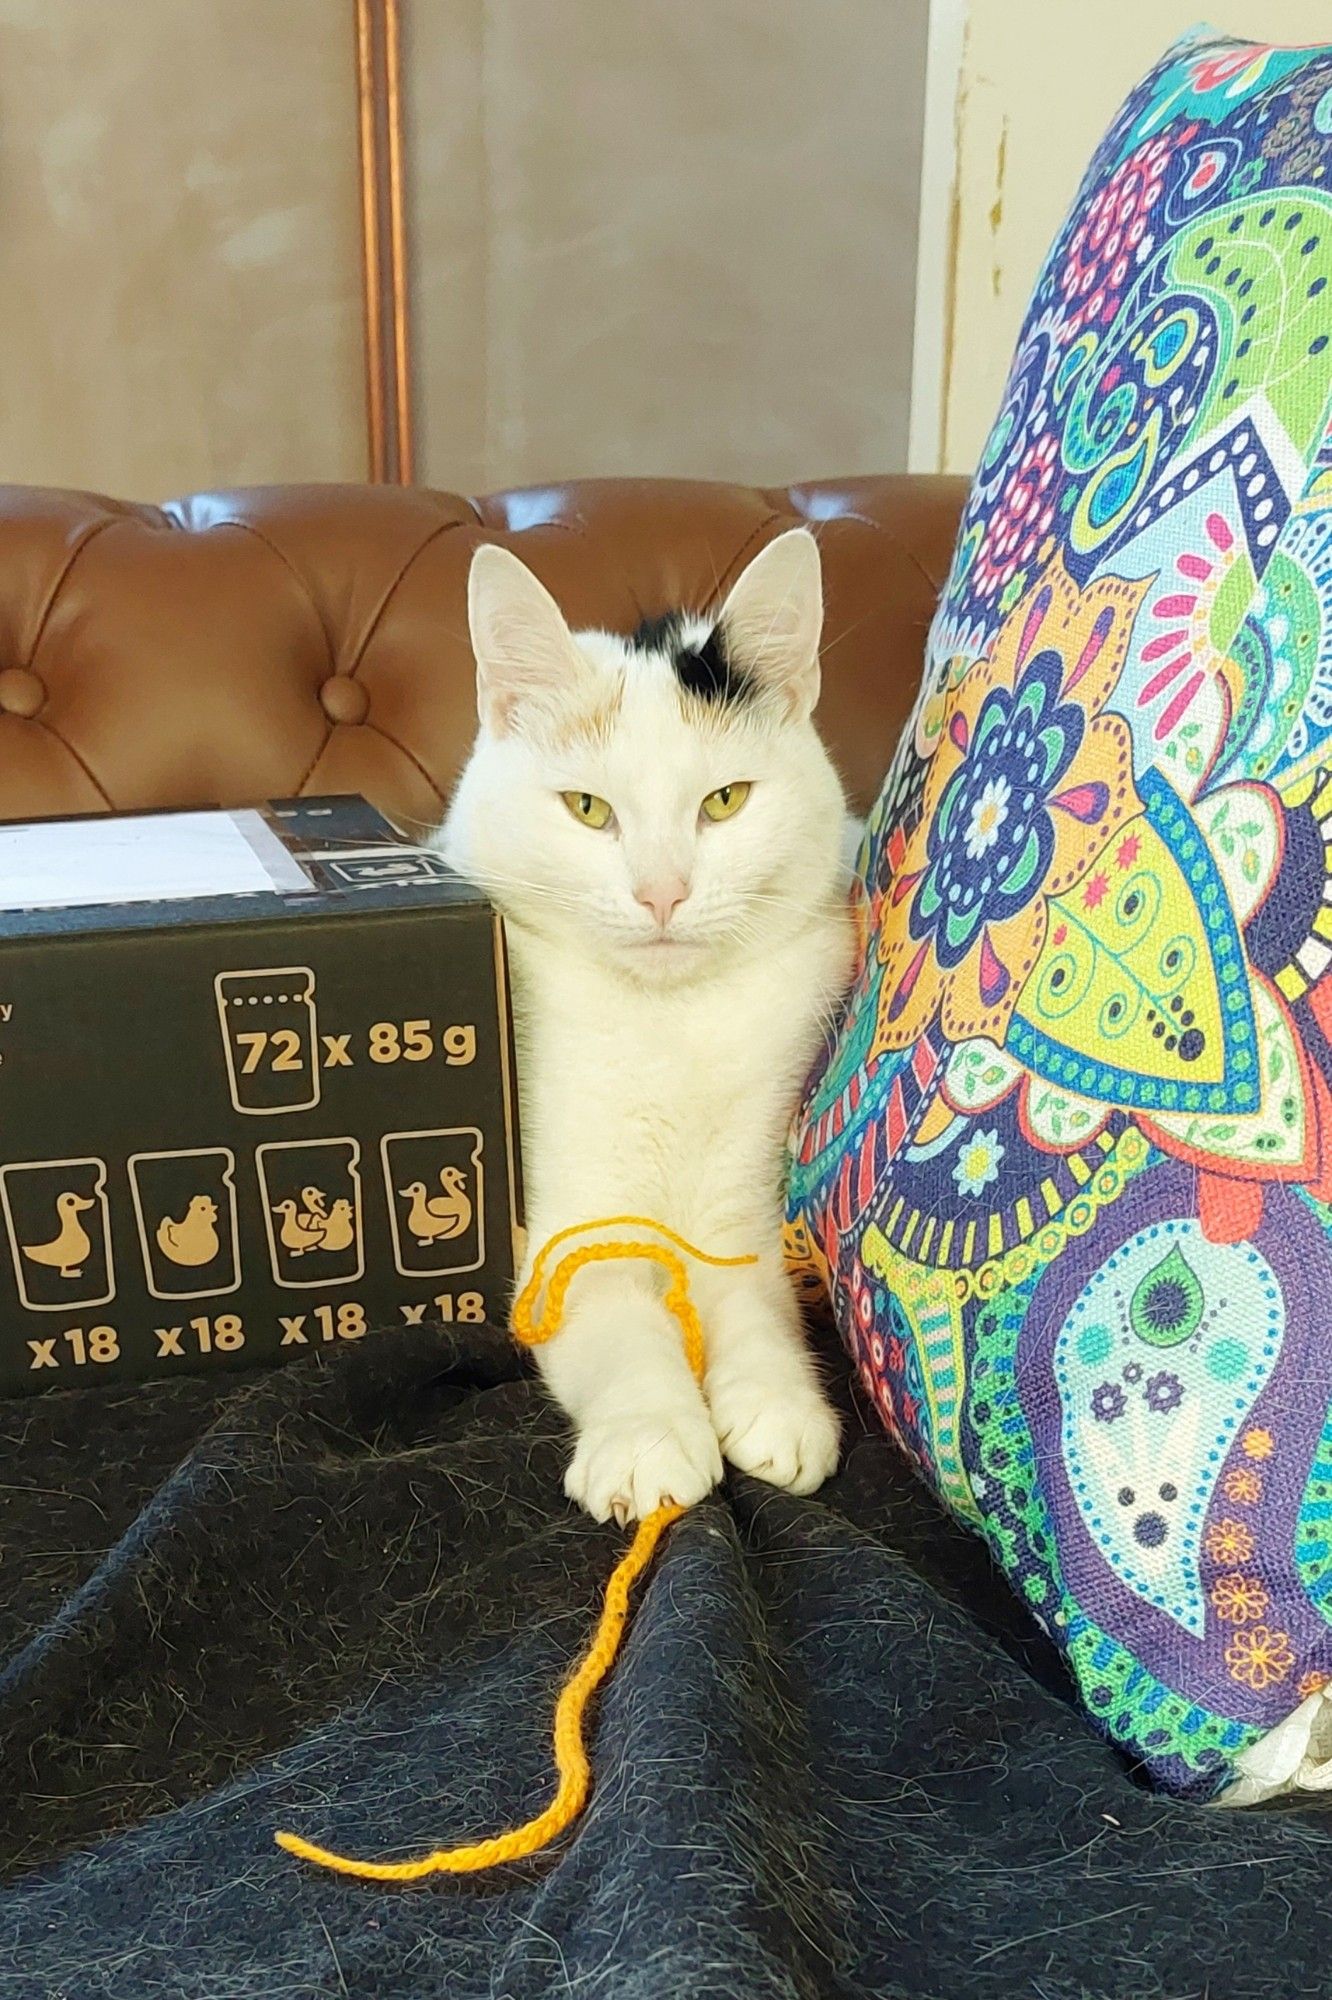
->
[440,528,855,1524]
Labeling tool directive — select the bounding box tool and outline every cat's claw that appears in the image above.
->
[708,1375,840,1495]
[566,1405,723,1524]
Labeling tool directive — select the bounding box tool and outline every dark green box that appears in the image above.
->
[0,796,520,1394]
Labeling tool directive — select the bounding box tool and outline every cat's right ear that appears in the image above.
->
[467,544,588,735]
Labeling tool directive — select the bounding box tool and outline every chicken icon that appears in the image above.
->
[155,1195,220,1268]
[21,1191,95,1279]
[399,1168,472,1248]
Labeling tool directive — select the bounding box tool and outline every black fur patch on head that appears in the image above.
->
[630,611,685,657]
[629,612,754,706]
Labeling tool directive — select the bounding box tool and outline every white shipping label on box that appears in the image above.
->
[0,810,311,912]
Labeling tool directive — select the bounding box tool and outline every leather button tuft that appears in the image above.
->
[0,667,45,718]
[320,676,369,725]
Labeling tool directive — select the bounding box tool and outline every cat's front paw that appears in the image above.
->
[565,1402,723,1525]
[707,1373,840,1496]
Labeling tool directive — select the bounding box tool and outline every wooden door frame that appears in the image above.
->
[355,0,414,483]
[908,0,967,475]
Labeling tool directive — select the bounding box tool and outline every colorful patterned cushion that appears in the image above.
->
[788,27,1332,1801]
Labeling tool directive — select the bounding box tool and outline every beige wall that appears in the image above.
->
[408,0,929,493]
[0,0,930,500]
[943,0,1332,474]
[23,0,1328,496]
[0,0,367,496]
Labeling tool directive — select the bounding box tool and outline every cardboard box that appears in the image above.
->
[0,796,520,1394]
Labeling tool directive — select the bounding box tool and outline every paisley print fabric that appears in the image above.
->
[788,28,1332,1800]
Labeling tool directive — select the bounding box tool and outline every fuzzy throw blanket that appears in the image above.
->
[1,1322,1330,1997]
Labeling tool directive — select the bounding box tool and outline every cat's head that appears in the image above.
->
[442,528,847,981]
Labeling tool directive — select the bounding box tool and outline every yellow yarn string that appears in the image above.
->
[275,1216,756,1882]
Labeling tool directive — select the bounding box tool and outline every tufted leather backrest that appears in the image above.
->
[0,475,966,829]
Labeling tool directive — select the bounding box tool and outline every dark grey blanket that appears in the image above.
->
[0,1323,1328,2000]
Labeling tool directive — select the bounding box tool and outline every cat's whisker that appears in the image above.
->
[474,879,590,918]
[389,803,442,832]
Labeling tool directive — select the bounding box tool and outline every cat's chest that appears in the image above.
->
[527,972,762,1112]
[511,940,794,1139]
[505,925,841,1224]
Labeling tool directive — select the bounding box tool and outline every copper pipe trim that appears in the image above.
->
[384,0,414,485]
[355,0,387,481]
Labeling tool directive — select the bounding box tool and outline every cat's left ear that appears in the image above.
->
[718,527,823,719]
[467,543,590,736]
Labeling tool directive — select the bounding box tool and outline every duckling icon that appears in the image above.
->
[22,1191,96,1280]
[315,1197,356,1253]
[399,1168,473,1248]
[155,1195,220,1269]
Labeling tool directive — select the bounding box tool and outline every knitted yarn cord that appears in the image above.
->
[275,1218,756,1881]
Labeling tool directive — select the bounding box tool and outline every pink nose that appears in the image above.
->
[635,876,690,929]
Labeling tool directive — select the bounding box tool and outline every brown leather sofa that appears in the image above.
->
[0,475,967,828]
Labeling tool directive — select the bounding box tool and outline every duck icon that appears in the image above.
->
[22,1191,96,1280]
[155,1195,220,1268]
[272,1199,329,1257]
[399,1168,473,1248]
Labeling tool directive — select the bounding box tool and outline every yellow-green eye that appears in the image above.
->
[562,790,613,830]
[701,781,751,823]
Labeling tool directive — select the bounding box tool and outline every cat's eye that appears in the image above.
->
[701,781,751,823]
[562,790,614,830]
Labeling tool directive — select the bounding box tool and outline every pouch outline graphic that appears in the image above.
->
[127,1148,242,1302]
[0,1158,116,1312]
[381,1128,485,1279]
[256,1138,365,1289]
[214,966,320,1117]
[324,852,453,889]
